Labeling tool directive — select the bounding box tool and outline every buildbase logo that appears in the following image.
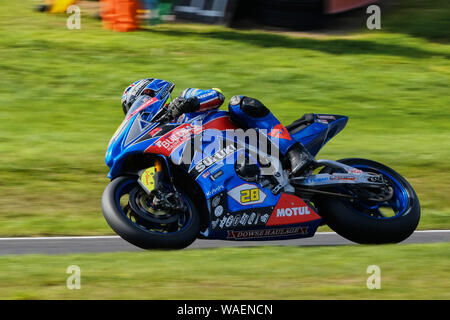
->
[266,194,321,226]
[146,123,202,156]
[155,124,199,151]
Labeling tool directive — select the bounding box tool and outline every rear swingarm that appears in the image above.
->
[290,159,392,201]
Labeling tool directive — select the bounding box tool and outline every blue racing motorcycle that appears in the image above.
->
[102,83,420,249]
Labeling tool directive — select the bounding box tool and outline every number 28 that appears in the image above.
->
[240,188,259,203]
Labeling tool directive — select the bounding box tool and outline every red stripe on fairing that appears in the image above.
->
[202,115,238,130]
[199,97,220,111]
[144,116,238,157]
[126,97,158,120]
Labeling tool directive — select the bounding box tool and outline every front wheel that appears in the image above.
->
[314,158,420,244]
[102,176,201,249]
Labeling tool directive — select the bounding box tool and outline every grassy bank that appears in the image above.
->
[0,243,448,299]
[0,1,448,235]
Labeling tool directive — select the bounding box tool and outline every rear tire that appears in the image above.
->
[314,158,420,244]
[102,176,201,249]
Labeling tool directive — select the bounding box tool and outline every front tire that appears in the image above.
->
[314,158,420,244]
[102,176,201,249]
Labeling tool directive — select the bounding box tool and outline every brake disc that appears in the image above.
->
[128,187,180,224]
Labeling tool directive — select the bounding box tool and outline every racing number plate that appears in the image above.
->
[140,167,156,193]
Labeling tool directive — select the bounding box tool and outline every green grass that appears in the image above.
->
[383,0,450,42]
[0,1,449,235]
[0,243,448,299]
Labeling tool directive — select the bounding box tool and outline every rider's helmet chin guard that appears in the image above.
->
[121,78,175,114]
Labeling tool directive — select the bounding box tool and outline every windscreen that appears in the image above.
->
[127,95,153,116]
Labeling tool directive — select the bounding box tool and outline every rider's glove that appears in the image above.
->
[167,96,200,120]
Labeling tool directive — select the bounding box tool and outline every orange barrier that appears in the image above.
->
[100,0,139,32]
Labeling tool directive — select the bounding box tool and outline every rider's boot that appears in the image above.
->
[286,143,315,176]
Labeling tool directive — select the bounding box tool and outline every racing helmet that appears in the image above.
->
[121,78,175,114]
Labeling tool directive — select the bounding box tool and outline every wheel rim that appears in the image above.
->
[114,178,193,234]
[341,165,411,220]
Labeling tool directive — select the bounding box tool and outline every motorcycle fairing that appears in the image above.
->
[204,184,322,241]
[198,162,322,240]
[167,113,343,240]
[174,119,323,240]
[290,114,348,156]
[106,109,239,178]
[144,111,238,158]
[106,107,347,240]
[106,96,169,174]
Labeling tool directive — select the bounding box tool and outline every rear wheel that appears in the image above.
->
[314,158,420,244]
[102,175,200,249]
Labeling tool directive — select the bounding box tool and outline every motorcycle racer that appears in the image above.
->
[104,78,420,250]
[121,78,314,176]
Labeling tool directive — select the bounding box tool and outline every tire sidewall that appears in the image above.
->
[102,176,201,249]
[315,158,420,244]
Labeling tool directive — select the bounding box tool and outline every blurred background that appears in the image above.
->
[0,0,448,299]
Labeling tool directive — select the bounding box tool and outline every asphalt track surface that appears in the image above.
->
[0,230,448,255]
